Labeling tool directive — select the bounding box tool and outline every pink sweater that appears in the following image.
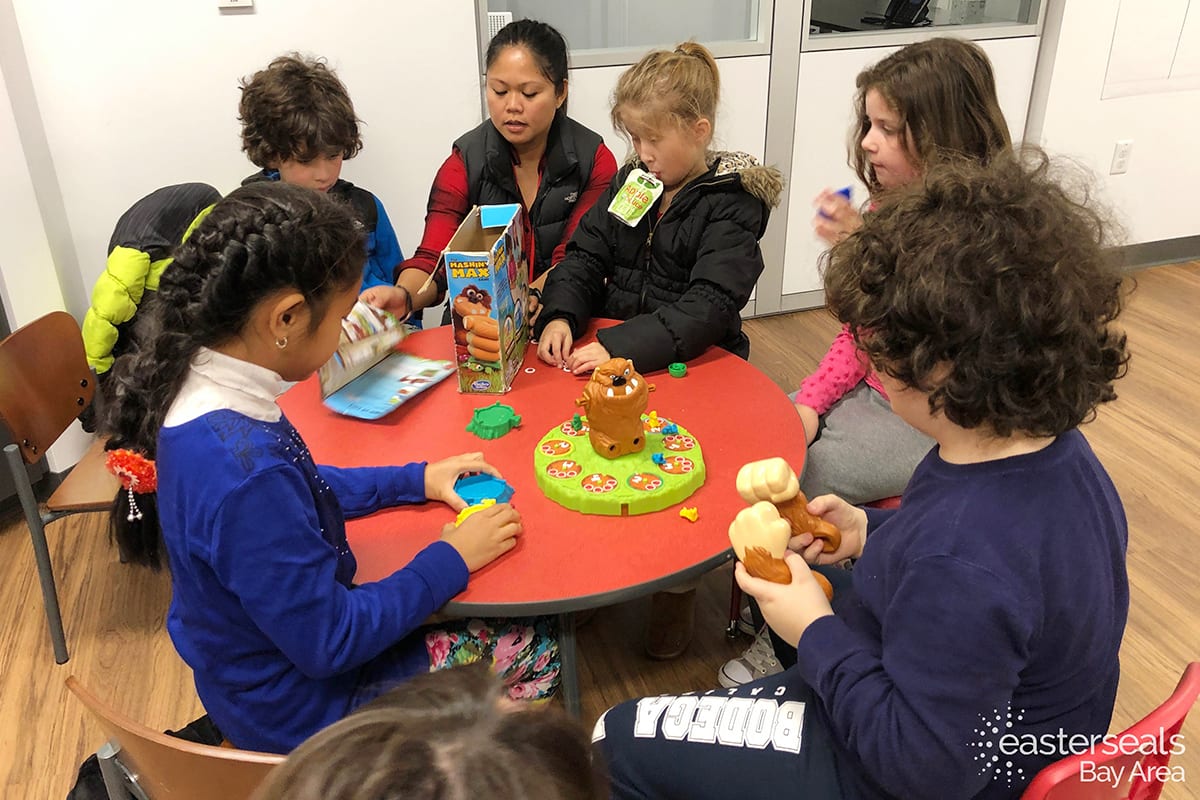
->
[793,325,888,414]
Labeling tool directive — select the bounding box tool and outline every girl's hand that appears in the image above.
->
[424,453,502,512]
[359,285,412,320]
[812,189,863,246]
[537,319,574,367]
[734,553,833,650]
[787,494,867,564]
[567,342,611,375]
[440,502,522,571]
[795,402,820,445]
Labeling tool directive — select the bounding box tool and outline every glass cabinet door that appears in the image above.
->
[808,0,1042,49]
[486,0,770,65]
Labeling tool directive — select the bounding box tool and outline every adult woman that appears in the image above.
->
[363,19,617,323]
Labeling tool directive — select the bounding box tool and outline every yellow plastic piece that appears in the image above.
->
[455,498,496,526]
[679,506,699,522]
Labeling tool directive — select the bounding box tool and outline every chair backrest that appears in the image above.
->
[0,311,94,465]
[1020,662,1200,800]
[66,676,285,800]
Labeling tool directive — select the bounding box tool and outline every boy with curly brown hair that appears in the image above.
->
[596,150,1132,800]
[239,53,404,293]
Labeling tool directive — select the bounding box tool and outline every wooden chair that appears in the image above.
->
[1020,662,1200,799]
[0,311,119,663]
[66,676,284,800]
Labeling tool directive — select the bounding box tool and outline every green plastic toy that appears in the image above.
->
[466,402,522,439]
[668,362,687,378]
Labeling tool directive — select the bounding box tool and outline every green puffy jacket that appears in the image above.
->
[82,183,221,374]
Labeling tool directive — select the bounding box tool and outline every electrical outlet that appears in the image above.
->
[1110,140,1133,175]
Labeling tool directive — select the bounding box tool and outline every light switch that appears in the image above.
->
[218,0,254,8]
[1110,140,1133,175]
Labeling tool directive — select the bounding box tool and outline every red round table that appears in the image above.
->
[278,320,806,713]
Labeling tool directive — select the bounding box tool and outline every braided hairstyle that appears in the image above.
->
[102,181,366,566]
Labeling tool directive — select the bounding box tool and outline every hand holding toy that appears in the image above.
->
[736,457,842,552]
[729,501,833,599]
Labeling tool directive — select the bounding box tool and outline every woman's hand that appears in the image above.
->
[527,273,548,326]
[795,402,820,446]
[359,285,412,320]
[812,188,863,246]
[537,319,574,367]
[787,494,867,564]
[566,342,611,375]
[734,553,833,650]
[440,502,522,571]
[424,452,503,512]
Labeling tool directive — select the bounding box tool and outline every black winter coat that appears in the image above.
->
[534,151,782,374]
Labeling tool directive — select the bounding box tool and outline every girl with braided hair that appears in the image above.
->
[101,181,558,754]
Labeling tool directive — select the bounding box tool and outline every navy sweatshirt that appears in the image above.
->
[797,429,1129,799]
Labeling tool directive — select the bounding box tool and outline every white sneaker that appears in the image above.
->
[718,626,783,687]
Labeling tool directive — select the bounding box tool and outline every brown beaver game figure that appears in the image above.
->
[576,358,655,459]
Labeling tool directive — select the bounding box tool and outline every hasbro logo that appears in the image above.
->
[471,379,492,391]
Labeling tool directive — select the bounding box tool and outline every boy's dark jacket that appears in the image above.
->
[534,151,783,373]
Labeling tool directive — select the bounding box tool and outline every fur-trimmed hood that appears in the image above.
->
[710,151,784,208]
[621,149,784,208]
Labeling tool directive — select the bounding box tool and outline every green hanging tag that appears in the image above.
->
[607,168,664,227]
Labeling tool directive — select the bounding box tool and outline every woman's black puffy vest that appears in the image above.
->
[453,115,601,279]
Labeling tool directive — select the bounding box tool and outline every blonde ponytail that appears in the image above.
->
[612,41,720,138]
[673,41,720,98]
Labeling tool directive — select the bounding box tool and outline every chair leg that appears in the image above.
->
[97,740,146,800]
[726,569,743,640]
[4,445,69,663]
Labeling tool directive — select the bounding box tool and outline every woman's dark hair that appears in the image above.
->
[851,37,1012,194]
[252,663,608,800]
[486,18,570,116]
[824,148,1130,438]
[101,181,366,566]
[239,53,364,168]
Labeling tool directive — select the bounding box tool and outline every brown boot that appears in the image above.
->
[644,589,697,660]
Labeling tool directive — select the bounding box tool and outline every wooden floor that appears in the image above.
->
[3,262,1198,797]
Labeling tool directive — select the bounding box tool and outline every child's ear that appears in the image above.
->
[267,291,307,343]
[691,117,712,144]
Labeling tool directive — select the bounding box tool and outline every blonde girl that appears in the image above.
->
[533,41,782,660]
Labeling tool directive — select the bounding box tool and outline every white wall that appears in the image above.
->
[0,48,63,328]
[1,2,90,472]
[567,55,770,162]
[1026,0,1200,244]
[6,0,484,324]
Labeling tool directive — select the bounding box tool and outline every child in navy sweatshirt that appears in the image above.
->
[594,150,1131,799]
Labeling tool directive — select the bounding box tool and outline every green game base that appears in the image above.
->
[533,414,705,516]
